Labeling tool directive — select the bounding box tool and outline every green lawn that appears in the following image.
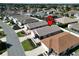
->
[22,39,37,51]
[0,31,6,38]
[17,31,26,37]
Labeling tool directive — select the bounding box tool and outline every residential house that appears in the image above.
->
[67,10,79,17]
[26,21,48,30]
[35,11,46,18]
[55,17,78,24]
[68,23,79,32]
[33,25,62,39]
[11,15,39,24]
[42,32,79,55]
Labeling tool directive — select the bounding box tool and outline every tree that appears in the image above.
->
[0,40,2,44]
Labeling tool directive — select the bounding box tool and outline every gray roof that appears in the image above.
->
[33,25,61,37]
[27,21,48,29]
[70,23,79,31]
[11,15,38,24]
[35,12,45,17]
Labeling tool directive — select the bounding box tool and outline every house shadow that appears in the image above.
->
[60,45,79,56]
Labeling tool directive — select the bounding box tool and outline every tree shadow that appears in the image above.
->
[0,41,12,54]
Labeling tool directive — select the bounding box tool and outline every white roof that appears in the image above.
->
[69,23,79,31]
[55,17,78,24]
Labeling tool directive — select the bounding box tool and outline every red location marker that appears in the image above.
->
[47,15,54,26]
[47,20,53,26]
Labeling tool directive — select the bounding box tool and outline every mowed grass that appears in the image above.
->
[17,31,26,37]
[22,39,37,51]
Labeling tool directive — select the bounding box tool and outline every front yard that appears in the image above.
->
[22,39,37,51]
[17,31,26,37]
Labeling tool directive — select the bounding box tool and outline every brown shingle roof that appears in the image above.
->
[41,32,79,54]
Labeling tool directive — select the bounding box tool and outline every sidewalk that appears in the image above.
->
[19,36,27,42]
[25,45,47,56]
[15,27,26,33]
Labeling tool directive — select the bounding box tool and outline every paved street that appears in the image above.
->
[0,20,25,56]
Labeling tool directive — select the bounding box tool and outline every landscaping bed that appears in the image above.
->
[17,31,26,37]
[56,22,68,28]
[22,39,37,51]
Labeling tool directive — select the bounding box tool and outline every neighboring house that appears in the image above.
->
[55,17,78,24]
[5,10,15,15]
[7,14,39,29]
[35,11,46,18]
[74,13,79,18]
[74,13,79,21]
[24,12,32,16]
[41,32,79,56]
[26,21,48,30]
[68,23,79,32]
[33,25,62,39]
[3,16,10,23]
[11,15,39,24]
[67,10,79,17]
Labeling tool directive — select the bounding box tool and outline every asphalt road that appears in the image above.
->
[0,20,25,56]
